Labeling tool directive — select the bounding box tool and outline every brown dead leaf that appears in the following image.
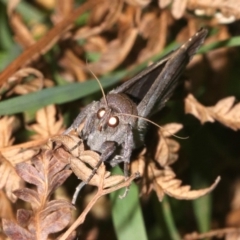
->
[188,0,240,20]
[28,105,64,139]
[88,9,138,74]
[52,133,126,190]
[130,124,220,202]
[150,164,220,201]
[124,0,151,7]
[60,49,88,82]
[0,190,15,220]
[8,12,35,48]
[0,0,104,86]
[74,0,123,40]
[172,0,188,19]
[185,94,240,130]
[50,134,84,158]
[185,94,215,123]
[0,152,24,202]
[161,123,183,137]
[0,116,16,147]
[3,67,47,96]
[0,145,39,202]
[155,124,182,167]
[137,10,168,63]
[70,152,125,189]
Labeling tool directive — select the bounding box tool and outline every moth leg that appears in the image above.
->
[72,141,117,205]
[109,155,123,167]
[119,125,134,199]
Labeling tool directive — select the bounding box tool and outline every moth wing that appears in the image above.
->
[136,28,208,118]
[111,52,172,102]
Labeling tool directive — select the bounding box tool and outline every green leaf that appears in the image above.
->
[162,196,181,240]
[0,3,14,50]
[0,0,46,23]
[0,45,22,71]
[198,36,240,54]
[0,71,127,115]
[192,175,212,233]
[110,167,147,240]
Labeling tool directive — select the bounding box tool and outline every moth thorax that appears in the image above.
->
[105,93,138,116]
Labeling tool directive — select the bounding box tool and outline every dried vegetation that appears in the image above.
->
[0,0,240,239]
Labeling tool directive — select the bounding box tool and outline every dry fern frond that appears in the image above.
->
[185,94,240,130]
[131,123,220,201]
[151,165,220,201]
[51,134,127,190]
[155,123,183,167]
[0,116,16,147]
[1,67,50,96]
[184,227,240,240]
[0,151,27,202]
[88,5,138,74]
[2,144,73,240]
[28,105,64,139]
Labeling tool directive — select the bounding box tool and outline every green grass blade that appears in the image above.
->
[0,71,126,115]
[198,36,240,54]
[110,167,147,240]
[162,196,181,240]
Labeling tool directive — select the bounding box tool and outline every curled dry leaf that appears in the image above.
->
[3,67,49,96]
[155,123,182,167]
[185,94,240,131]
[74,0,123,40]
[0,0,100,85]
[137,10,168,63]
[141,160,220,201]
[155,168,220,201]
[88,6,138,74]
[28,105,64,139]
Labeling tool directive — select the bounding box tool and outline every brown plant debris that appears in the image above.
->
[184,227,240,240]
[158,0,240,21]
[28,105,64,139]
[131,123,220,201]
[185,94,240,130]
[0,0,105,85]
[50,134,128,190]
[2,144,73,240]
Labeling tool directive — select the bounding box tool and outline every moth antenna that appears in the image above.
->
[85,61,108,107]
[115,113,188,140]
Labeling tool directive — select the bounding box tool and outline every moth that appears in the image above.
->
[64,28,208,201]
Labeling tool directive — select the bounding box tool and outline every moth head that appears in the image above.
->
[97,107,119,128]
[96,93,137,131]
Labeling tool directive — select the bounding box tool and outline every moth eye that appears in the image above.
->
[108,116,119,127]
[97,108,106,119]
